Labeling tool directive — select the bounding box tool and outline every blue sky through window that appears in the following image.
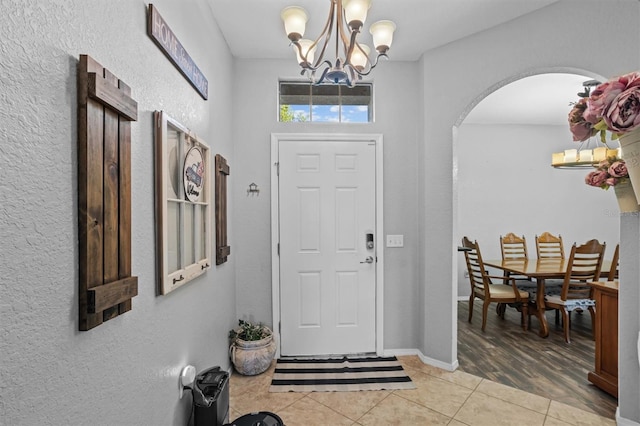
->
[289,105,369,123]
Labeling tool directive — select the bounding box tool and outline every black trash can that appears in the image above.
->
[225,411,284,426]
[193,366,230,426]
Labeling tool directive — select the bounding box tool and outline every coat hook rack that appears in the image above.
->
[247,182,260,196]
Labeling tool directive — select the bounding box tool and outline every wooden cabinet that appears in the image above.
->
[588,281,618,397]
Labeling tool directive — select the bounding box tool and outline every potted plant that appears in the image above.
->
[229,319,276,376]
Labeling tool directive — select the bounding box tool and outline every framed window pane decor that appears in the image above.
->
[154,111,211,295]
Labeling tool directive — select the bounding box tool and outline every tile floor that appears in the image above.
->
[228,355,616,426]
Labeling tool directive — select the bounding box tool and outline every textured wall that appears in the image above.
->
[0,1,235,425]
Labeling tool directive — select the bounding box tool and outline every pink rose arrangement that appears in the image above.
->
[568,71,640,142]
[585,157,629,190]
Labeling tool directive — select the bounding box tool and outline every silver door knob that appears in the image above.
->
[360,256,374,264]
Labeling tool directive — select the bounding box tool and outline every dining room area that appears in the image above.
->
[455,72,624,421]
[456,231,619,418]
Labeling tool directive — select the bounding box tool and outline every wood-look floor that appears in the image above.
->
[457,300,618,419]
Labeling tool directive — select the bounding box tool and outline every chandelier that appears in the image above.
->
[551,79,619,168]
[281,0,396,87]
[551,145,620,169]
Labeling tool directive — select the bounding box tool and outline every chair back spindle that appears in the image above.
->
[535,232,565,259]
[462,236,490,298]
[500,233,528,260]
[561,239,606,301]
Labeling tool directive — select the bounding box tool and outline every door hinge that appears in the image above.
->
[277,243,280,256]
[279,321,281,334]
[275,162,280,176]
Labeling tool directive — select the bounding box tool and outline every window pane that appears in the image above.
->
[167,201,181,273]
[184,203,195,265]
[341,105,369,123]
[279,81,372,123]
[200,205,207,262]
[281,104,310,122]
[312,104,339,122]
[167,127,180,199]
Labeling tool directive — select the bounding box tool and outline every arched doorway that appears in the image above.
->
[453,71,619,417]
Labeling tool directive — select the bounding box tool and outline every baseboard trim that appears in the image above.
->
[616,407,639,426]
[383,348,458,372]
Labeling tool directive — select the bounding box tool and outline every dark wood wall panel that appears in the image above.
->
[215,154,230,265]
[78,54,138,331]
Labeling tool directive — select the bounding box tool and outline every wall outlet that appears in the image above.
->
[386,234,404,248]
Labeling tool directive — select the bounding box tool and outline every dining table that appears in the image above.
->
[483,258,612,338]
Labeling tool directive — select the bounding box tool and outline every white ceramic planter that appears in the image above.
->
[614,179,640,213]
[230,330,276,376]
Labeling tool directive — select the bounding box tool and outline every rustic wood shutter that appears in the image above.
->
[215,154,230,265]
[78,54,138,331]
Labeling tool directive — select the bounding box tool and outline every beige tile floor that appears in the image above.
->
[228,355,616,426]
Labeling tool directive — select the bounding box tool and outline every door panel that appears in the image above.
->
[279,140,376,356]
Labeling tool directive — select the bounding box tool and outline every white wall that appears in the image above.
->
[0,1,235,425]
[231,59,422,350]
[457,123,620,297]
[418,0,640,421]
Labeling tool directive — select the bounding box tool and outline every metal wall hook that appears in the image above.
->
[247,182,260,196]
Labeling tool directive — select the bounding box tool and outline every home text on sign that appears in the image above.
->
[148,4,209,100]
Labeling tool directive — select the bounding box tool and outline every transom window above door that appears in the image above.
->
[278,81,373,123]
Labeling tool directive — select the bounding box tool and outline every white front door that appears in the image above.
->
[277,139,377,356]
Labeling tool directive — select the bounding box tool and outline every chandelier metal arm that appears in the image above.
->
[344,28,360,68]
[292,38,334,74]
[336,1,352,54]
[307,0,337,69]
[351,52,388,77]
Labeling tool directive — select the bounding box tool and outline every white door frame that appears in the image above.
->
[271,133,384,358]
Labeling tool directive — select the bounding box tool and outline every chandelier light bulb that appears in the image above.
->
[281,6,308,42]
[343,0,371,30]
[295,39,316,65]
[370,20,396,54]
[350,44,370,71]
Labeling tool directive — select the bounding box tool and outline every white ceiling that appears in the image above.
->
[207,0,588,125]
[207,0,559,61]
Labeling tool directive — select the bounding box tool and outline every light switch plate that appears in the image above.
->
[386,234,404,248]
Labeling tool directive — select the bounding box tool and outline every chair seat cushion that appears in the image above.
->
[513,281,537,299]
[545,294,595,310]
[480,284,528,300]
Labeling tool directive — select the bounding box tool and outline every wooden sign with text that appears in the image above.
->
[147,4,209,100]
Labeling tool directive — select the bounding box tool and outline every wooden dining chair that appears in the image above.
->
[497,233,533,316]
[535,232,565,322]
[544,239,606,343]
[500,232,529,260]
[607,243,620,281]
[535,232,565,259]
[462,236,529,332]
